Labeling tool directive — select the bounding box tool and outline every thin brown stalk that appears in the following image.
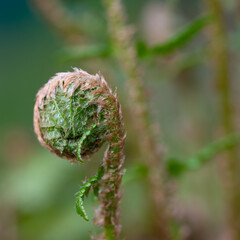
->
[94,95,125,240]
[103,0,171,238]
[204,0,240,239]
[29,0,83,43]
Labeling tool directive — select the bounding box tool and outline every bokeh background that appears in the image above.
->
[1,0,239,239]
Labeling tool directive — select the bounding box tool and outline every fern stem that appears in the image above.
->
[103,0,171,238]
[95,98,125,240]
[205,0,240,238]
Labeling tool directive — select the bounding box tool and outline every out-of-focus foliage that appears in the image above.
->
[137,15,211,57]
[167,133,240,177]
[60,44,111,62]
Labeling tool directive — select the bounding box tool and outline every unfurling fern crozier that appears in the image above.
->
[34,68,119,163]
[34,68,125,240]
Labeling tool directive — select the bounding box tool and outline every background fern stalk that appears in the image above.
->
[205,0,240,238]
[103,0,171,238]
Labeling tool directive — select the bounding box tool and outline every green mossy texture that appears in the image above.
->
[38,83,109,162]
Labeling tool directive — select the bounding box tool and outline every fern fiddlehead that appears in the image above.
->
[34,68,125,240]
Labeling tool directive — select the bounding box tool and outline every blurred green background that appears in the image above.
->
[1,0,239,239]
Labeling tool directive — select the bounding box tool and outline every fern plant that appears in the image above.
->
[34,68,125,240]
[30,0,240,239]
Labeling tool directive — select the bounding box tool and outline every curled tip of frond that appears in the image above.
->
[33,68,122,163]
